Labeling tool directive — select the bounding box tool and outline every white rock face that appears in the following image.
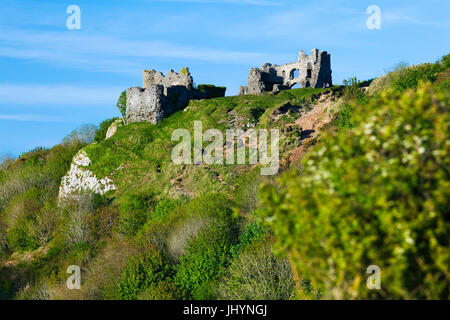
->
[105,119,123,139]
[59,150,116,199]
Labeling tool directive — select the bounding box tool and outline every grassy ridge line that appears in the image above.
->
[83,87,328,200]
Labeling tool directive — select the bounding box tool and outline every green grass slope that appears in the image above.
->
[83,87,329,200]
[0,53,448,300]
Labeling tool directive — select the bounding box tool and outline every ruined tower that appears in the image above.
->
[125,68,225,125]
[239,49,332,95]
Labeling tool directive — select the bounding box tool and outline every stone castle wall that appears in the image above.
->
[240,49,332,95]
[126,68,225,125]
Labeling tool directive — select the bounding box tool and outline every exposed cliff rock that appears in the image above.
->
[105,119,123,139]
[58,150,116,199]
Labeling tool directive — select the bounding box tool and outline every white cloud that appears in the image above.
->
[0,84,124,106]
[0,27,282,74]
[0,114,72,122]
[384,11,450,27]
[145,0,283,6]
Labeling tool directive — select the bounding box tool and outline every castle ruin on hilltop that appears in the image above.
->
[126,68,226,124]
[239,49,332,95]
[125,49,332,124]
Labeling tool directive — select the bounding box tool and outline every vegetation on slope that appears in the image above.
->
[0,54,448,300]
[259,55,450,299]
[0,85,329,299]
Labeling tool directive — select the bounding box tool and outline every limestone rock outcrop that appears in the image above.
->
[105,119,123,139]
[58,150,116,199]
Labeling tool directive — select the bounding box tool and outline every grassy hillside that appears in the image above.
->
[0,54,448,300]
[0,86,333,299]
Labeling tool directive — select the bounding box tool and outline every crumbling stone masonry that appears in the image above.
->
[239,49,332,95]
[126,68,226,125]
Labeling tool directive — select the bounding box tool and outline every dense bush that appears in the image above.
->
[165,193,237,261]
[342,77,368,104]
[62,192,100,247]
[336,102,354,130]
[197,84,227,98]
[116,249,169,300]
[230,221,266,258]
[0,221,9,257]
[138,280,184,300]
[31,201,58,246]
[174,222,233,298]
[117,191,154,236]
[152,198,181,221]
[369,54,449,94]
[8,222,38,251]
[116,91,127,118]
[220,237,296,300]
[259,83,449,299]
[389,63,443,92]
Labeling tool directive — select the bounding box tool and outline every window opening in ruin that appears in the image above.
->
[306,63,312,78]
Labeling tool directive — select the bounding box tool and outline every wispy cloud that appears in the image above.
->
[216,5,371,46]
[145,0,283,6]
[0,114,73,122]
[0,27,283,74]
[384,11,450,27]
[0,84,124,106]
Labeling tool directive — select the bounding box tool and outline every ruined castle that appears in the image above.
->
[125,49,332,124]
[126,68,226,124]
[239,49,332,95]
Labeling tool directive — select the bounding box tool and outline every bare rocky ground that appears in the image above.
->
[289,91,337,163]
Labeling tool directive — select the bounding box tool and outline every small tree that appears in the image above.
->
[117,91,127,119]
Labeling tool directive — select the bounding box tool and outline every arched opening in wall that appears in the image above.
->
[290,69,299,79]
[306,63,312,79]
[290,83,301,89]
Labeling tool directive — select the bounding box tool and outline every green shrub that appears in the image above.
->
[152,199,181,221]
[118,191,154,236]
[87,206,120,241]
[230,221,266,258]
[197,84,226,98]
[438,77,450,92]
[441,53,450,70]
[259,83,450,299]
[63,192,100,247]
[174,223,233,298]
[220,237,296,300]
[116,91,127,118]
[94,118,119,143]
[164,193,237,263]
[138,280,184,300]
[31,201,58,246]
[336,102,354,130]
[0,221,9,257]
[8,222,38,251]
[342,77,367,103]
[390,63,443,92]
[116,249,169,300]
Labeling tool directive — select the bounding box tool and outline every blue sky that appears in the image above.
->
[0,0,449,157]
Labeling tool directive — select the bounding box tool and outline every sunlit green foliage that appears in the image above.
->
[259,83,449,299]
